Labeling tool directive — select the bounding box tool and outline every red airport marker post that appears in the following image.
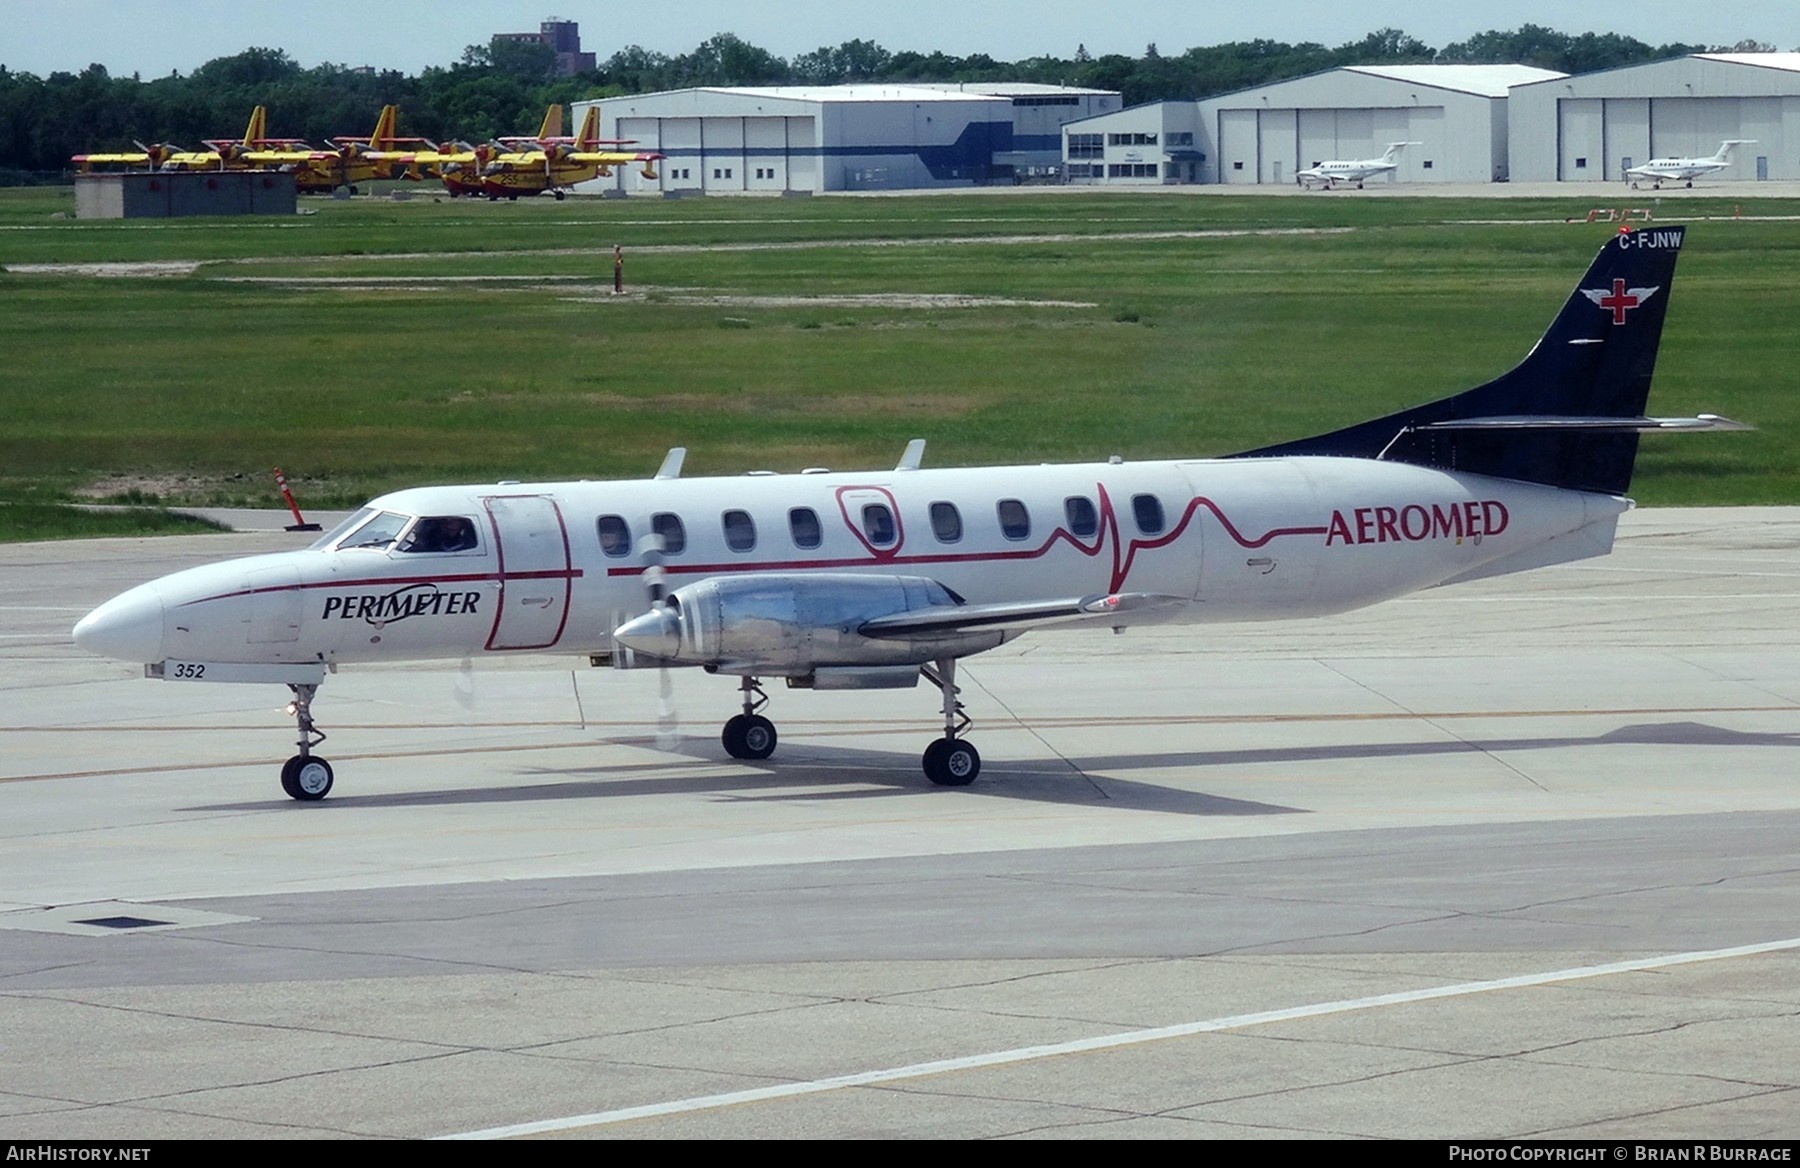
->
[273,467,321,532]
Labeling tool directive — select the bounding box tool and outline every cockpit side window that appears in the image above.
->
[338,510,412,551]
[398,516,479,554]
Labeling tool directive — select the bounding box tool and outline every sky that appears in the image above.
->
[3,1,1796,78]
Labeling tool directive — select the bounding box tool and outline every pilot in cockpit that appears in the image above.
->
[399,516,478,554]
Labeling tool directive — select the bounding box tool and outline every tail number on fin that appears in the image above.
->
[1618,229,1683,250]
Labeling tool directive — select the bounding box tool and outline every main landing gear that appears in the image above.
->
[279,683,333,802]
[921,658,980,786]
[714,659,982,786]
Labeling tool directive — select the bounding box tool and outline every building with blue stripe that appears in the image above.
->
[575,83,1118,194]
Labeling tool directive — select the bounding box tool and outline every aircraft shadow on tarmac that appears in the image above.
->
[1059,720,1800,773]
[180,720,1793,816]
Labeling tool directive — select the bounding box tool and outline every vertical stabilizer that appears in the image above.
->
[370,105,398,148]
[538,104,564,141]
[575,105,600,150]
[1231,226,1688,494]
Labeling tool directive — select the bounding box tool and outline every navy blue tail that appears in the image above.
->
[1232,226,1686,495]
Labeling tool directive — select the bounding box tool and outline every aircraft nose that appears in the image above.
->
[72,584,166,663]
[612,607,682,660]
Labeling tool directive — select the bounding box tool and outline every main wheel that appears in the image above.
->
[553,189,566,201]
[923,737,979,786]
[280,754,334,801]
[722,714,777,760]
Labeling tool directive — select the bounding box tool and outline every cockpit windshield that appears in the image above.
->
[308,508,377,551]
[332,510,415,551]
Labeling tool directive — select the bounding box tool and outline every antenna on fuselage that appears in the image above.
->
[653,447,686,480]
[895,438,926,471]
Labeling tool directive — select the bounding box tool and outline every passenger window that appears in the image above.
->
[862,503,897,547]
[997,499,1030,541]
[722,509,756,552]
[930,501,962,543]
[789,507,822,549]
[1132,494,1165,535]
[1064,496,1098,538]
[398,516,478,554]
[650,512,686,555]
[596,514,632,557]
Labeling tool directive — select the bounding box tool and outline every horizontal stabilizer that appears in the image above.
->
[1408,414,1752,435]
[860,592,1186,639]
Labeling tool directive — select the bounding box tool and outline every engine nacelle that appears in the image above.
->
[611,573,1002,673]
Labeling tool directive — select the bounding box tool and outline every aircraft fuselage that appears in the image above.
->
[75,456,1625,682]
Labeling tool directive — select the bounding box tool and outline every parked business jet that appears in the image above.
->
[1294,142,1419,189]
[1626,140,1755,188]
[73,226,1744,800]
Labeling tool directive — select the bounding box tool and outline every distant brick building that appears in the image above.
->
[493,17,597,76]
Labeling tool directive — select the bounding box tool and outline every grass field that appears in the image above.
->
[2,184,1796,539]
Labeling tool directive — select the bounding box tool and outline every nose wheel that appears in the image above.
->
[280,683,333,801]
[722,676,777,760]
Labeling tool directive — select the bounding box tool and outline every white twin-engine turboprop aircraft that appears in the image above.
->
[1294,141,1419,189]
[1626,140,1755,189]
[74,225,1745,800]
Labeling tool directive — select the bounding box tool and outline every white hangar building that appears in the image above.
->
[1508,53,1800,183]
[574,83,1118,194]
[1064,64,1563,186]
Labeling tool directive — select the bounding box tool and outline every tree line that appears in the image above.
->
[2,25,1772,183]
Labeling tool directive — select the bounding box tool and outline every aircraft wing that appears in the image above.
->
[242,149,333,164]
[859,591,1186,640]
[569,151,666,165]
[72,152,155,165]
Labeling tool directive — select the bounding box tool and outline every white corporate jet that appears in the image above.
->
[1626,140,1755,189]
[1294,142,1420,189]
[74,226,1746,801]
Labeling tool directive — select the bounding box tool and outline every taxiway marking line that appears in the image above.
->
[440,936,1800,1139]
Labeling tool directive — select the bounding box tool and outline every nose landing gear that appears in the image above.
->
[280,683,333,801]
[722,676,777,760]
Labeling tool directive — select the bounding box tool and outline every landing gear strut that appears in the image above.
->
[920,658,980,786]
[722,675,776,760]
[279,683,333,801]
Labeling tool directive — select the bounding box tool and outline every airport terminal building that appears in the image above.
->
[1507,53,1800,183]
[574,83,1118,194]
[1064,64,1563,186]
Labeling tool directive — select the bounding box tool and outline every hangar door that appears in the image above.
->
[1217,109,1257,184]
[1297,108,1374,170]
[1605,98,1649,180]
[1257,108,1297,184]
[1559,98,1604,181]
[786,116,818,191]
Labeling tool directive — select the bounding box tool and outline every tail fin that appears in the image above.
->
[370,104,398,148]
[538,104,564,141]
[575,105,600,150]
[1232,226,1690,495]
[1712,139,1754,162]
[1380,141,1415,163]
[243,106,267,145]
